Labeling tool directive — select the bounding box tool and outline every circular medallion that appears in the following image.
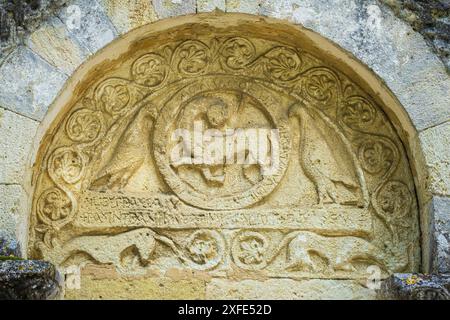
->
[231,230,269,270]
[185,230,225,270]
[153,76,291,210]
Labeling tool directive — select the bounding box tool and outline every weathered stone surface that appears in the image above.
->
[206,279,377,300]
[153,0,196,19]
[98,0,158,34]
[396,69,450,132]
[0,107,39,184]
[0,1,446,302]
[197,0,226,12]
[226,0,262,13]
[56,0,118,53]
[379,0,450,73]
[0,1,69,65]
[65,274,206,299]
[259,0,450,73]
[259,0,300,19]
[421,199,434,273]
[0,185,28,248]
[0,260,61,300]
[26,16,90,75]
[0,230,20,257]
[0,46,67,121]
[379,273,450,300]
[260,0,450,131]
[421,196,450,274]
[419,121,450,196]
[1,0,448,77]
[430,196,450,274]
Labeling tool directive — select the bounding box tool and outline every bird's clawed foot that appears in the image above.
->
[317,184,338,206]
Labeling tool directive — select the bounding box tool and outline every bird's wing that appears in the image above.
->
[301,108,361,189]
[91,107,152,190]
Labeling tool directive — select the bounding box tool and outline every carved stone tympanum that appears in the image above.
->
[28,15,420,296]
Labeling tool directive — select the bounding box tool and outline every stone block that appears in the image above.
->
[153,0,196,19]
[430,196,450,274]
[259,0,302,19]
[0,107,39,184]
[0,231,21,258]
[197,0,226,12]
[206,278,377,300]
[0,185,28,250]
[0,46,67,121]
[56,0,118,53]
[379,273,450,300]
[98,0,158,34]
[419,122,450,197]
[226,0,261,14]
[26,16,90,75]
[0,260,61,300]
[65,274,206,299]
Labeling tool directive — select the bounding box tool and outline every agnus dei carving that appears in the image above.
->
[29,23,420,280]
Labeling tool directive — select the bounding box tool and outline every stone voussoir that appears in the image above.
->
[55,0,118,54]
[419,121,450,197]
[152,0,196,19]
[0,185,28,251]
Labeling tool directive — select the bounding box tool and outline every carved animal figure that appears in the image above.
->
[269,231,407,273]
[289,104,362,205]
[91,107,154,191]
[38,228,184,266]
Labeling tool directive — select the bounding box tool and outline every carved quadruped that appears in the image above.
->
[29,29,419,280]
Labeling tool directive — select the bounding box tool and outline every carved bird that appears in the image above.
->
[91,107,154,191]
[288,103,361,206]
